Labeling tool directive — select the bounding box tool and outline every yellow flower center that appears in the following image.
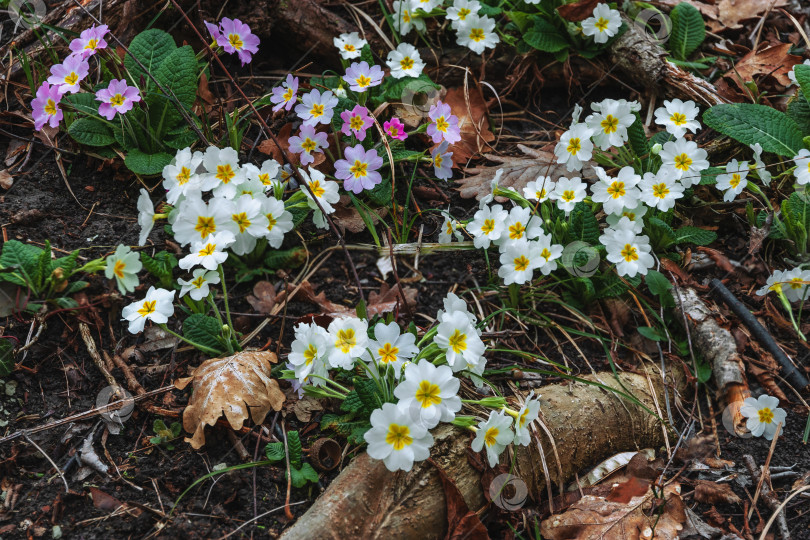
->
[446,220,454,236]
[113,259,126,279]
[198,243,216,256]
[388,126,400,137]
[232,212,250,234]
[415,380,442,408]
[670,112,687,126]
[447,329,467,354]
[519,408,530,428]
[652,183,669,198]
[789,277,805,290]
[301,137,318,153]
[350,115,365,131]
[303,343,318,365]
[540,248,551,261]
[344,43,356,52]
[310,103,325,118]
[85,38,98,50]
[621,244,638,262]
[191,275,206,289]
[44,99,57,116]
[484,426,499,447]
[469,28,485,42]
[536,188,547,199]
[283,87,294,101]
[435,116,449,133]
[335,328,356,353]
[402,10,411,23]
[758,407,774,424]
[623,211,636,220]
[562,190,575,202]
[514,255,530,272]
[355,74,372,88]
[110,94,125,107]
[378,343,400,364]
[458,8,471,19]
[508,222,526,240]
[137,300,156,317]
[481,219,495,235]
[228,33,243,50]
[266,213,277,231]
[258,173,272,185]
[601,114,618,134]
[674,153,692,171]
[177,166,191,185]
[350,159,368,178]
[434,154,443,168]
[400,57,415,70]
[729,173,741,188]
[607,181,626,198]
[566,137,581,155]
[216,164,236,183]
[386,423,413,451]
[309,180,325,198]
[195,216,216,238]
[64,72,79,86]
[594,17,609,32]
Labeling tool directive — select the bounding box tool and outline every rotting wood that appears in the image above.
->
[280,368,682,540]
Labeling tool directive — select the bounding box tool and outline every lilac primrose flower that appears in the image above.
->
[427,101,461,145]
[270,74,298,112]
[335,144,383,193]
[288,125,329,166]
[431,141,453,180]
[47,55,89,94]
[342,61,384,93]
[68,24,109,59]
[340,105,372,141]
[384,117,407,141]
[204,20,223,44]
[31,82,64,131]
[95,79,141,120]
[216,18,260,65]
[295,89,339,126]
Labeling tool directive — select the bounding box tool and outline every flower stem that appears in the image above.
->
[158,324,222,357]
[217,264,235,339]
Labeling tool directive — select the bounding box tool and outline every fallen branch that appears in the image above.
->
[743,454,791,540]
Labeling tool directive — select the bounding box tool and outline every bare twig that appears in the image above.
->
[23,433,69,494]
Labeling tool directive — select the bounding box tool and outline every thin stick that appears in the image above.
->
[749,423,782,519]
[759,486,810,540]
[23,433,69,493]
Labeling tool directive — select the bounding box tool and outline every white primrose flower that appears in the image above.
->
[392,0,426,35]
[295,89,339,127]
[327,317,369,369]
[792,149,810,185]
[300,168,340,229]
[439,209,463,243]
[750,143,772,186]
[757,268,810,303]
[715,159,749,202]
[740,394,787,440]
[365,402,433,472]
[261,196,293,248]
[386,43,425,78]
[585,98,638,150]
[512,392,541,446]
[137,188,155,246]
[654,99,701,139]
[251,159,282,190]
[590,166,641,216]
[178,231,235,271]
[471,410,514,467]
[501,206,544,244]
[447,0,480,29]
[639,170,684,211]
[605,203,648,233]
[177,268,220,301]
[163,148,204,205]
[523,176,556,203]
[201,146,245,199]
[535,233,564,275]
[479,168,504,207]
[554,123,594,172]
[456,14,500,55]
[394,359,462,429]
[600,227,654,278]
[436,291,478,327]
[121,286,175,334]
[172,195,234,246]
[498,238,542,285]
[414,0,442,11]
[468,203,508,249]
[434,310,486,372]
[333,32,367,60]
[366,321,419,378]
[105,244,142,294]
[232,174,267,199]
[222,195,269,256]
[581,3,622,44]
[288,322,331,388]
[551,176,587,214]
[659,138,709,187]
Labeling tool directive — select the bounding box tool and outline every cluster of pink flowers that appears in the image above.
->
[205,18,260,66]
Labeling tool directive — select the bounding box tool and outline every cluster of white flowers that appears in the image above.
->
[286,291,539,471]
[392,0,500,54]
[757,268,810,303]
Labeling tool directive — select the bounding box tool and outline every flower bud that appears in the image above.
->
[651,143,663,155]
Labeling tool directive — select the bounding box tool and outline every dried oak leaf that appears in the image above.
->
[294,280,417,318]
[557,0,601,21]
[717,0,787,30]
[247,280,281,314]
[442,86,495,166]
[457,144,593,202]
[721,43,801,90]
[175,351,285,449]
[693,480,742,506]
[541,482,686,540]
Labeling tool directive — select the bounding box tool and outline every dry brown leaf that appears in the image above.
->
[693,480,742,506]
[247,280,280,313]
[441,86,495,166]
[541,482,686,540]
[292,280,417,318]
[457,144,593,201]
[331,194,389,234]
[717,0,787,30]
[0,169,12,190]
[175,351,285,449]
[287,395,324,423]
[557,0,601,22]
[723,43,802,89]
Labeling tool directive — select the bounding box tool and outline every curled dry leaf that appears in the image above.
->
[719,43,801,96]
[441,86,495,166]
[175,351,285,449]
[541,482,686,540]
[247,280,282,314]
[457,144,593,202]
[693,480,742,506]
[294,280,417,318]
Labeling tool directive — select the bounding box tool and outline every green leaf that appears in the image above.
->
[165,128,198,150]
[63,92,102,117]
[340,390,365,413]
[523,18,568,53]
[347,424,371,445]
[626,112,650,159]
[359,44,374,66]
[264,442,285,463]
[645,270,672,296]
[366,177,392,206]
[289,463,319,488]
[699,166,723,186]
[794,64,810,105]
[287,431,303,468]
[786,94,810,135]
[570,202,600,243]
[63,281,89,295]
[140,251,177,287]
[125,149,174,176]
[68,117,115,147]
[703,104,803,157]
[0,240,43,290]
[353,377,382,411]
[695,359,712,383]
[34,240,51,290]
[264,247,307,270]
[638,326,665,341]
[182,314,225,354]
[125,29,177,89]
[594,272,629,299]
[669,3,705,60]
[148,45,199,135]
[674,226,717,245]
[50,250,79,277]
[382,74,440,103]
[0,339,14,377]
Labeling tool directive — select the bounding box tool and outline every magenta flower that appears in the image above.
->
[47,55,89,94]
[335,144,383,193]
[95,79,141,120]
[340,105,372,141]
[271,74,298,112]
[68,24,109,59]
[31,82,64,131]
[431,141,453,180]
[216,18,260,66]
[204,21,223,44]
[427,101,461,145]
[343,61,384,93]
[384,117,407,141]
[288,125,329,166]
